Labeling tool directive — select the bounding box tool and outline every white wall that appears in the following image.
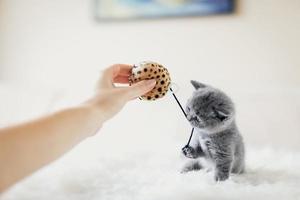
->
[0,0,299,151]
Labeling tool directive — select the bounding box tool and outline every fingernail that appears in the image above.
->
[144,79,156,86]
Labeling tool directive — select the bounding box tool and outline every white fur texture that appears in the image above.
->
[1,142,300,200]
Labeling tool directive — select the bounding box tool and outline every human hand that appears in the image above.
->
[0,64,156,191]
[86,64,156,122]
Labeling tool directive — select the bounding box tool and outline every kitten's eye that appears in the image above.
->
[209,112,217,117]
[195,111,200,115]
[186,107,190,112]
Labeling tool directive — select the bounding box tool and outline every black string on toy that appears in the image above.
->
[186,128,194,147]
[169,87,194,147]
[169,87,187,118]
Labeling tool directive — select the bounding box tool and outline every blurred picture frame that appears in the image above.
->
[94,0,235,21]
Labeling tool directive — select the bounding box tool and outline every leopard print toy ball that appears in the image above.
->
[129,61,171,101]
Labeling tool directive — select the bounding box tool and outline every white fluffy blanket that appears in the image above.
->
[1,82,300,200]
[1,139,300,200]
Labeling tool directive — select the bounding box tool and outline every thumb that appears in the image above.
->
[123,79,156,100]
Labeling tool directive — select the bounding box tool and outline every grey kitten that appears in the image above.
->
[181,80,245,181]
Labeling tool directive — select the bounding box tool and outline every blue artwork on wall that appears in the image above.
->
[95,0,235,20]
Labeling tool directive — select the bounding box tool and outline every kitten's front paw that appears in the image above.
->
[214,172,229,182]
[182,146,197,159]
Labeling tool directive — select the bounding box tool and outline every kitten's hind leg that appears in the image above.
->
[181,160,203,173]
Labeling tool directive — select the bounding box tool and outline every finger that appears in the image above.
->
[117,64,133,76]
[122,79,156,100]
[106,64,132,78]
[99,64,132,88]
[113,76,130,84]
[98,65,119,88]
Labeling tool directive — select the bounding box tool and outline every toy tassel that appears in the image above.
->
[169,87,194,147]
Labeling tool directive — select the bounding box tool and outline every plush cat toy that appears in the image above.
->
[129,61,171,100]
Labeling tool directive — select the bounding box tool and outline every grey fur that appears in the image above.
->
[181,80,245,181]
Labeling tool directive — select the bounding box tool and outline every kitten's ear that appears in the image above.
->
[190,80,206,90]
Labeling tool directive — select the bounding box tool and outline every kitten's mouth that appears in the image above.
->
[189,118,205,128]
